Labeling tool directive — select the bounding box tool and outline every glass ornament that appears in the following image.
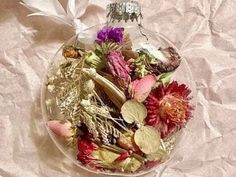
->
[41,0,196,176]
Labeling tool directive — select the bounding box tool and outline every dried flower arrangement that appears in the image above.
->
[45,26,193,173]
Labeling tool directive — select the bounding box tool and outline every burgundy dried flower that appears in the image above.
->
[153,47,181,74]
[134,47,181,77]
[107,51,131,86]
[96,26,124,43]
[145,81,193,138]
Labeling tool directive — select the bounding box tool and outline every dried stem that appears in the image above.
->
[101,145,145,163]
[93,111,130,133]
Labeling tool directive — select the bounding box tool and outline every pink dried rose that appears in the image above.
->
[47,120,73,138]
[107,51,131,86]
[129,75,157,102]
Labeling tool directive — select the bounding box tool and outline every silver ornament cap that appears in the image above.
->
[107,0,142,23]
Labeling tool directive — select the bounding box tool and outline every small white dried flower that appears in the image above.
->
[46,99,53,113]
[80,99,91,107]
[47,84,55,92]
[83,80,95,93]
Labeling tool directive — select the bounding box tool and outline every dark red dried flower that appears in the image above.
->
[114,152,130,162]
[145,81,193,138]
[77,136,98,165]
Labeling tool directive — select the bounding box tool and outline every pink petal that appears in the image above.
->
[47,120,72,138]
[114,152,130,162]
[131,75,156,102]
[128,79,139,98]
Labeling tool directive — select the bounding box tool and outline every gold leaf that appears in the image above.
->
[121,157,142,172]
[117,132,139,151]
[121,100,147,124]
[146,148,169,161]
[92,148,119,164]
[122,50,138,60]
[92,148,142,172]
[158,72,173,86]
[134,126,160,154]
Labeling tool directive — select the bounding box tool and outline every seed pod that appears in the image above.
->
[82,68,126,109]
[154,47,181,74]
[62,45,83,59]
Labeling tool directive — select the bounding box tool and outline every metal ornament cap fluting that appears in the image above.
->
[107,1,142,23]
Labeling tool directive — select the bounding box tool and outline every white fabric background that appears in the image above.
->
[0,0,236,177]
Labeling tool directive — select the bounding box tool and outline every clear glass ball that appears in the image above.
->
[41,23,196,176]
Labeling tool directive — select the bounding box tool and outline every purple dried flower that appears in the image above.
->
[96,26,124,43]
[107,51,131,86]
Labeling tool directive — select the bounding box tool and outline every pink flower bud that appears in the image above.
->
[47,120,73,138]
[107,51,131,86]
